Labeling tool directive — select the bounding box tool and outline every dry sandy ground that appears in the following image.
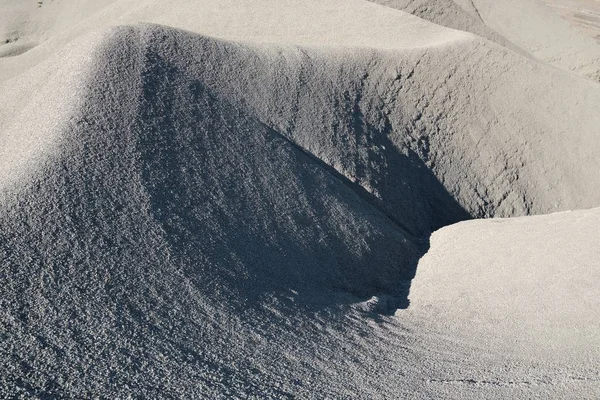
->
[543,0,600,41]
[0,0,599,398]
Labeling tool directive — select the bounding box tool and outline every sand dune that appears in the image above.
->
[0,0,599,398]
[3,20,599,232]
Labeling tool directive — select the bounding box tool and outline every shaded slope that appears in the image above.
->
[0,26,423,398]
[0,4,598,399]
[3,20,600,231]
[2,2,598,232]
[129,26,600,229]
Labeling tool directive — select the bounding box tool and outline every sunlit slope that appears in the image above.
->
[402,207,600,398]
[368,0,519,51]
[0,0,469,82]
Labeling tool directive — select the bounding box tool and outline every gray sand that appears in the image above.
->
[0,0,599,398]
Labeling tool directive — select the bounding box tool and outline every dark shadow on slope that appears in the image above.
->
[348,91,472,236]
[0,27,469,398]
[258,121,437,313]
[136,32,469,314]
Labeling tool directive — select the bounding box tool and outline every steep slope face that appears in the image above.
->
[134,27,600,229]
[0,26,422,398]
[472,0,600,80]
[0,1,599,398]
[3,15,600,233]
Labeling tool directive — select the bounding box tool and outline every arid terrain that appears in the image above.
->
[544,0,600,41]
[1,0,599,398]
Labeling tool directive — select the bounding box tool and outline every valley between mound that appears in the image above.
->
[0,0,599,398]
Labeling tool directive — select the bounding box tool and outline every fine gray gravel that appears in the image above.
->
[1,0,599,398]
